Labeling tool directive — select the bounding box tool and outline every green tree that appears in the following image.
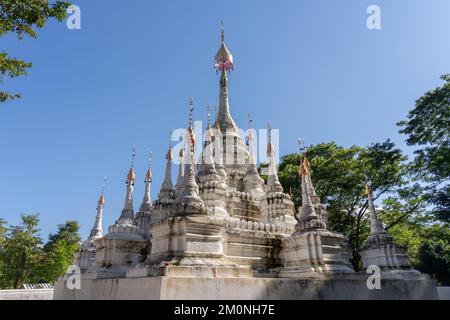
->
[0,218,6,245]
[0,218,7,278]
[38,221,81,283]
[0,214,44,289]
[276,140,414,270]
[0,0,70,102]
[398,74,450,223]
[417,239,450,285]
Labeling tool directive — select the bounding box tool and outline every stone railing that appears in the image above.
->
[228,190,257,201]
[225,217,294,235]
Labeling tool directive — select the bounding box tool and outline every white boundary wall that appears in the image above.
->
[437,287,450,300]
[0,289,54,300]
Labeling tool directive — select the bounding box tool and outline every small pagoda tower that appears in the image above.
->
[75,178,106,272]
[360,182,413,272]
[280,145,353,278]
[259,123,296,227]
[135,152,153,239]
[94,146,146,278]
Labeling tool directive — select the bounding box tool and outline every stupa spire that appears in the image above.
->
[116,145,136,225]
[176,99,204,206]
[199,105,219,180]
[139,151,153,212]
[214,21,237,133]
[88,177,106,241]
[295,141,326,232]
[365,182,391,241]
[244,114,264,197]
[266,123,283,193]
[174,138,185,195]
[159,131,175,201]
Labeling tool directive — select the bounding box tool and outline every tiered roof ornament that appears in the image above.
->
[174,138,186,196]
[243,114,264,198]
[266,123,283,193]
[364,182,393,245]
[295,143,327,233]
[158,131,176,202]
[175,98,205,208]
[139,152,153,212]
[198,105,219,180]
[116,145,137,225]
[87,177,106,242]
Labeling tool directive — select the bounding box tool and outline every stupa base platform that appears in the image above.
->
[53,273,438,300]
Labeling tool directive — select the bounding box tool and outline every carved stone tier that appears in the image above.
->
[224,217,294,276]
[135,211,151,239]
[360,233,412,271]
[259,191,297,227]
[128,212,251,278]
[280,230,353,278]
[198,180,228,217]
[91,224,146,278]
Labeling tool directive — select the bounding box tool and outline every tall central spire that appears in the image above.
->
[214,21,237,133]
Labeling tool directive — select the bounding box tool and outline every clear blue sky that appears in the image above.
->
[1,0,449,240]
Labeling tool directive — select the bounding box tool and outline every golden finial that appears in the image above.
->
[98,176,107,207]
[166,130,174,161]
[127,145,136,184]
[298,158,310,177]
[166,147,173,161]
[303,157,311,174]
[297,137,309,177]
[298,161,303,178]
[98,195,105,207]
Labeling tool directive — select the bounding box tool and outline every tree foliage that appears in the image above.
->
[0,215,81,289]
[0,0,70,102]
[0,214,43,289]
[418,238,450,285]
[398,74,450,223]
[38,221,81,283]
